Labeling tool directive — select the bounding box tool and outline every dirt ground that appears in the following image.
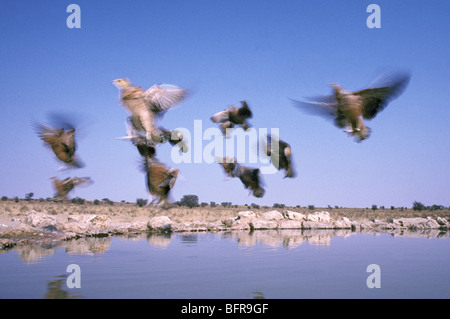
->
[1,199,449,225]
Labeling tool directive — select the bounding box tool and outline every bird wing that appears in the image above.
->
[71,177,92,187]
[353,73,410,119]
[36,124,61,143]
[143,84,186,114]
[290,98,338,120]
[211,109,230,124]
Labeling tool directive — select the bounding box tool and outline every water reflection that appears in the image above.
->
[45,275,83,299]
[5,228,449,263]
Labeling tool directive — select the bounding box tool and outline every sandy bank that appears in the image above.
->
[1,200,449,249]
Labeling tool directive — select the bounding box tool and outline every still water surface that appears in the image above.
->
[1,230,449,299]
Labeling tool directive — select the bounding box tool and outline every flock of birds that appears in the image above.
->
[35,71,410,206]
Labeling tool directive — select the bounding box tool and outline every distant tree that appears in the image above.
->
[25,192,34,201]
[221,201,232,207]
[308,205,315,210]
[136,198,148,207]
[200,202,208,207]
[1,196,7,201]
[210,201,216,207]
[431,204,443,211]
[371,204,378,211]
[93,199,100,205]
[327,205,333,210]
[251,203,260,209]
[71,197,85,205]
[102,198,114,205]
[273,203,285,208]
[14,196,19,203]
[180,195,199,208]
[412,201,425,211]
[390,206,395,210]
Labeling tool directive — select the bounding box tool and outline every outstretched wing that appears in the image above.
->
[143,84,186,114]
[353,72,410,119]
[71,177,93,187]
[290,97,338,120]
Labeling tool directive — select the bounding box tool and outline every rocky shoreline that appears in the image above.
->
[1,209,449,250]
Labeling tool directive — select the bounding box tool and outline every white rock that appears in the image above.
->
[333,217,353,229]
[435,217,448,226]
[24,211,57,228]
[278,219,303,229]
[147,216,172,231]
[260,210,284,220]
[237,211,257,219]
[283,210,306,220]
[249,219,278,230]
[306,211,331,224]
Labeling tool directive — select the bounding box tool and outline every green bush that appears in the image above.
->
[412,201,425,211]
[136,198,148,207]
[71,197,85,205]
[180,195,199,208]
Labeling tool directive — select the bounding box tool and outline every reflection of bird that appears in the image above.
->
[113,78,186,145]
[211,100,253,137]
[51,177,92,200]
[264,135,295,178]
[291,72,410,141]
[143,160,179,207]
[36,123,84,169]
[217,157,265,198]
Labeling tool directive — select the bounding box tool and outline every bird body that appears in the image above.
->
[211,100,252,137]
[264,135,295,178]
[292,72,410,141]
[144,160,179,206]
[235,166,265,198]
[51,177,92,200]
[217,157,264,198]
[113,78,186,145]
[36,124,84,169]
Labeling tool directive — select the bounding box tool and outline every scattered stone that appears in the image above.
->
[237,211,257,219]
[260,210,284,220]
[435,217,448,226]
[24,211,58,228]
[306,211,331,224]
[283,210,306,220]
[147,216,172,232]
[0,209,448,248]
[278,219,303,229]
[249,219,278,230]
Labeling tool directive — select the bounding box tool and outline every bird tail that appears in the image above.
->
[352,126,371,142]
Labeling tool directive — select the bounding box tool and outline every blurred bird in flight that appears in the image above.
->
[291,72,411,142]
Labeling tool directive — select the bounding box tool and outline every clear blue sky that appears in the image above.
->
[1,0,449,208]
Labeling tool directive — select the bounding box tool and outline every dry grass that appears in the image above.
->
[1,199,449,224]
